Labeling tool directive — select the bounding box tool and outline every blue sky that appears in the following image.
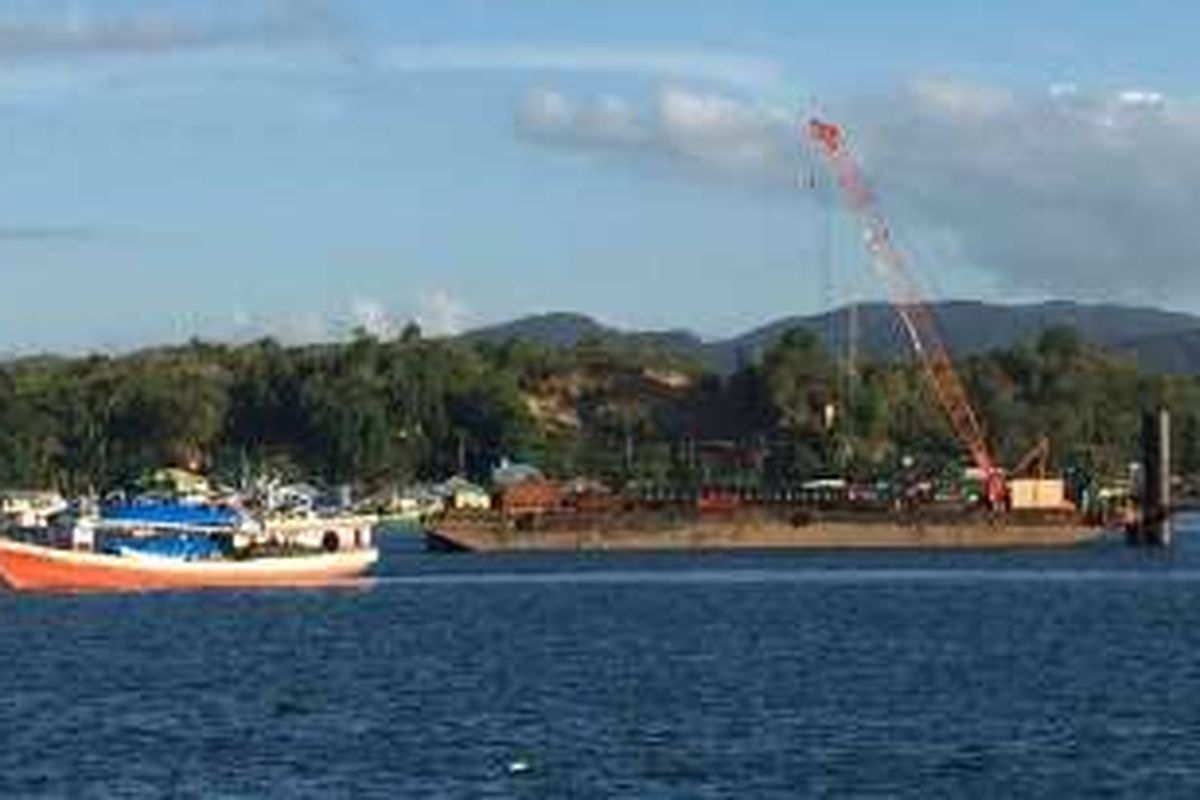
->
[3,1,1200,352]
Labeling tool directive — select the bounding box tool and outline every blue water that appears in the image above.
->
[5,520,1200,798]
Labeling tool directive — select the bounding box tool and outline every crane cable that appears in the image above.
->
[805,117,1006,507]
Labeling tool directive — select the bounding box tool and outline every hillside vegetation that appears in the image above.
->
[2,317,1199,495]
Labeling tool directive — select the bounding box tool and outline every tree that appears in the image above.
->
[761,328,834,438]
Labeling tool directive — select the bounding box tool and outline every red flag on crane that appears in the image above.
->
[807,119,843,155]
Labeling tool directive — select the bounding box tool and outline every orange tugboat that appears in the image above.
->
[0,501,379,592]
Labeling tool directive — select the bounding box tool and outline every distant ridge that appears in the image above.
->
[461,312,707,360]
[460,301,1200,374]
[1113,327,1200,374]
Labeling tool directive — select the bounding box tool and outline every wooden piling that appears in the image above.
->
[1132,407,1171,546]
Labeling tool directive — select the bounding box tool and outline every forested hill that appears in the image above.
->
[3,316,1200,494]
[461,313,706,365]
[463,302,1200,374]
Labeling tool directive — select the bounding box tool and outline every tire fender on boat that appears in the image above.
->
[321,530,340,552]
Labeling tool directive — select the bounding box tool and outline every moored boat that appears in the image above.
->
[0,537,378,591]
[0,501,379,592]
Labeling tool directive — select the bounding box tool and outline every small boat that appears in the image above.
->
[0,501,379,592]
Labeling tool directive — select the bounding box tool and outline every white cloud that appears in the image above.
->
[582,94,645,143]
[907,77,1015,119]
[519,89,574,130]
[275,311,335,345]
[519,78,1200,306]
[349,297,396,339]
[517,89,648,145]
[382,44,781,89]
[416,288,469,337]
[1117,89,1165,108]
[0,2,335,59]
[0,4,782,102]
[0,225,96,242]
[517,86,794,182]
[230,307,253,330]
[0,1,344,105]
[847,79,1200,301]
[658,89,789,171]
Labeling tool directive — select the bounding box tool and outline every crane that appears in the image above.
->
[805,117,1008,508]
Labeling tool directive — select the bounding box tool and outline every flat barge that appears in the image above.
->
[427,506,1111,552]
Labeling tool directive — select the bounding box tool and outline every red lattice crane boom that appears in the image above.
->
[806,117,1006,507]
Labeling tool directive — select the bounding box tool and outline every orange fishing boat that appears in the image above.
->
[0,537,378,592]
[0,501,379,592]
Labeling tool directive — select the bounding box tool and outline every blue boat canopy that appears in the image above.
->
[99,500,242,530]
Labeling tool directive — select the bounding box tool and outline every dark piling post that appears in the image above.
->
[1133,407,1172,546]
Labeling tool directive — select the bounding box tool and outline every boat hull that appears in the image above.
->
[0,538,379,592]
[429,509,1110,552]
